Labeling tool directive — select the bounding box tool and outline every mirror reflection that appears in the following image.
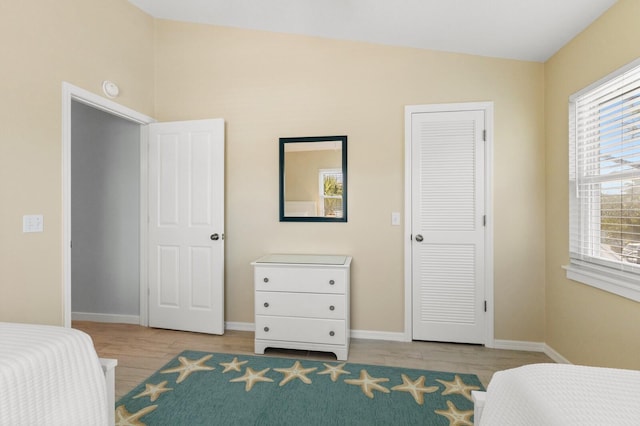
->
[279,136,347,222]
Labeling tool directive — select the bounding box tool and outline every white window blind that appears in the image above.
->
[569,60,640,285]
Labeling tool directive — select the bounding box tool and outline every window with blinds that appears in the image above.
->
[568,59,640,298]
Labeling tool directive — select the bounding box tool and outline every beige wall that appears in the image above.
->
[0,3,547,342]
[545,0,640,368]
[0,1,154,324]
[154,21,546,337]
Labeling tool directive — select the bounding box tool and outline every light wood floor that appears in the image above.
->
[73,321,553,401]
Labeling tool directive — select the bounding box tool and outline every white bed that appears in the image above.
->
[0,322,116,426]
[473,363,640,425]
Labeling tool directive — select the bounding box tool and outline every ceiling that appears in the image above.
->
[128,0,618,62]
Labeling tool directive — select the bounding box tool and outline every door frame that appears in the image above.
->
[403,101,495,347]
[62,82,155,328]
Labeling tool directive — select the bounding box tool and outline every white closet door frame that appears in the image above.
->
[403,102,494,346]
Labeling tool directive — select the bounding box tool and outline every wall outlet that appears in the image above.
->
[391,212,401,226]
[23,215,44,233]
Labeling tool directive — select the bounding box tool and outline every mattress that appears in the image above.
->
[479,363,640,426]
[0,322,109,425]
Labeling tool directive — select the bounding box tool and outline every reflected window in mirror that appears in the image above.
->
[319,169,343,217]
[279,136,347,222]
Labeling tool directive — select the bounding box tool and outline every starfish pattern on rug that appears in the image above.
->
[133,380,173,402]
[117,351,482,425]
[273,360,318,386]
[434,400,474,426]
[317,362,351,382]
[436,374,480,401]
[160,354,215,383]
[390,374,439,405]
[115,404,157,426]
[230,367,274,391]
[219,357,248,373]
[344,369,390,399]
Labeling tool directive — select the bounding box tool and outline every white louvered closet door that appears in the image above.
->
[411,110,485,344]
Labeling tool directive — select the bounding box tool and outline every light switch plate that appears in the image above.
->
[391,212,401,226]
[23,215,44,233]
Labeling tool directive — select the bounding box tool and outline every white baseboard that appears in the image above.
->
[543,344,572,364]
[492,339,547,352]
[226,322,571,363]
[493,339,571,364]
[225,321,254,332]
[72,312,140,325]
[350,329,406,342]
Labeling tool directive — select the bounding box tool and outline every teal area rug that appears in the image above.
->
[116,350,484,426]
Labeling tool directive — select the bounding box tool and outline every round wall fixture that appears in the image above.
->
[102,80,120,98]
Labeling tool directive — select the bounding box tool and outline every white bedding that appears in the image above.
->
[0,322,109,426]
[479,363,640,426]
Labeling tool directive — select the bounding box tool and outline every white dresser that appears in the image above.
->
[252,254,352,360]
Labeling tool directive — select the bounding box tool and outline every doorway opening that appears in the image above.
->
[70,101,140,324]
[62,82,154,328]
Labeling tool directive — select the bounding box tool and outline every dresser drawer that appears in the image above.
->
[254,266,346,294]
[255,315,346,345]
[255,291,345,319]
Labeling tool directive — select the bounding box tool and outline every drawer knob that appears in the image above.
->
[264,327,269,332]
[329,279,335,285]
[263,277,269,283]
[264,302,269,308]
[329,331,335,337]
[329,305,335,311]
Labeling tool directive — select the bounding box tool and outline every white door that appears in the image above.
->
[411,109,486,344]
[148,119,225,334]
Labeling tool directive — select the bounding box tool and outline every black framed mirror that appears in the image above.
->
[279,135,347,222]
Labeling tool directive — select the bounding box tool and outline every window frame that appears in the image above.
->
[565,58,640,303]
[318,168,344,218]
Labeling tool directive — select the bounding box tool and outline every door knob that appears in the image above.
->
[210,233,219,241]
[415,234,424,242]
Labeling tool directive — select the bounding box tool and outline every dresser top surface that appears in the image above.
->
[252,254,351,266]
